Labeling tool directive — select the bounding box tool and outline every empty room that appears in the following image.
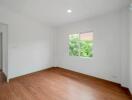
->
[0,0,132,100]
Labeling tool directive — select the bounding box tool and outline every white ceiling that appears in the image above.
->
[0,0,130,26]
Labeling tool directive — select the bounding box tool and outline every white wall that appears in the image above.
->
[0,6,54,79]
[120,9,129,87]
[129,1,132,93]
[0,30,2,69]
[55,9,129,85]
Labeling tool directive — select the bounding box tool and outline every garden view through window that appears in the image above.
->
[69,32,93,57]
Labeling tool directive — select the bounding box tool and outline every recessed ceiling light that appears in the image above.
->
[67,9,72,13]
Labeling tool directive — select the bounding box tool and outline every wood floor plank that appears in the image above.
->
[0,68,131,100]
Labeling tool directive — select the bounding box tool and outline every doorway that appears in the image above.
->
[0,33,2,71]
[0,23,8,82]
[0,30,4,84]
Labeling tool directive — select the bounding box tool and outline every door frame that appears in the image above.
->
[0,22,8,82]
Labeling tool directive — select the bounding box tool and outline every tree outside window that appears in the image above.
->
[69,32,93,57]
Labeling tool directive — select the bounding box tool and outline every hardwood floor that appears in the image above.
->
[0,67,131,100]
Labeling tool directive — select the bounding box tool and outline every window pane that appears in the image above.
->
[80,32,93,57]
[69,34,79,56]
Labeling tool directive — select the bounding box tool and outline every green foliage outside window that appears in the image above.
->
[69,34,79,56]
[69,33,93,57]
[80,40,93,57]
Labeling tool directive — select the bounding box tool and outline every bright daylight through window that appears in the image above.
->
[69,32,93,57]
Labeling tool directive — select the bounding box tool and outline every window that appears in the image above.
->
[69,32,93,57]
